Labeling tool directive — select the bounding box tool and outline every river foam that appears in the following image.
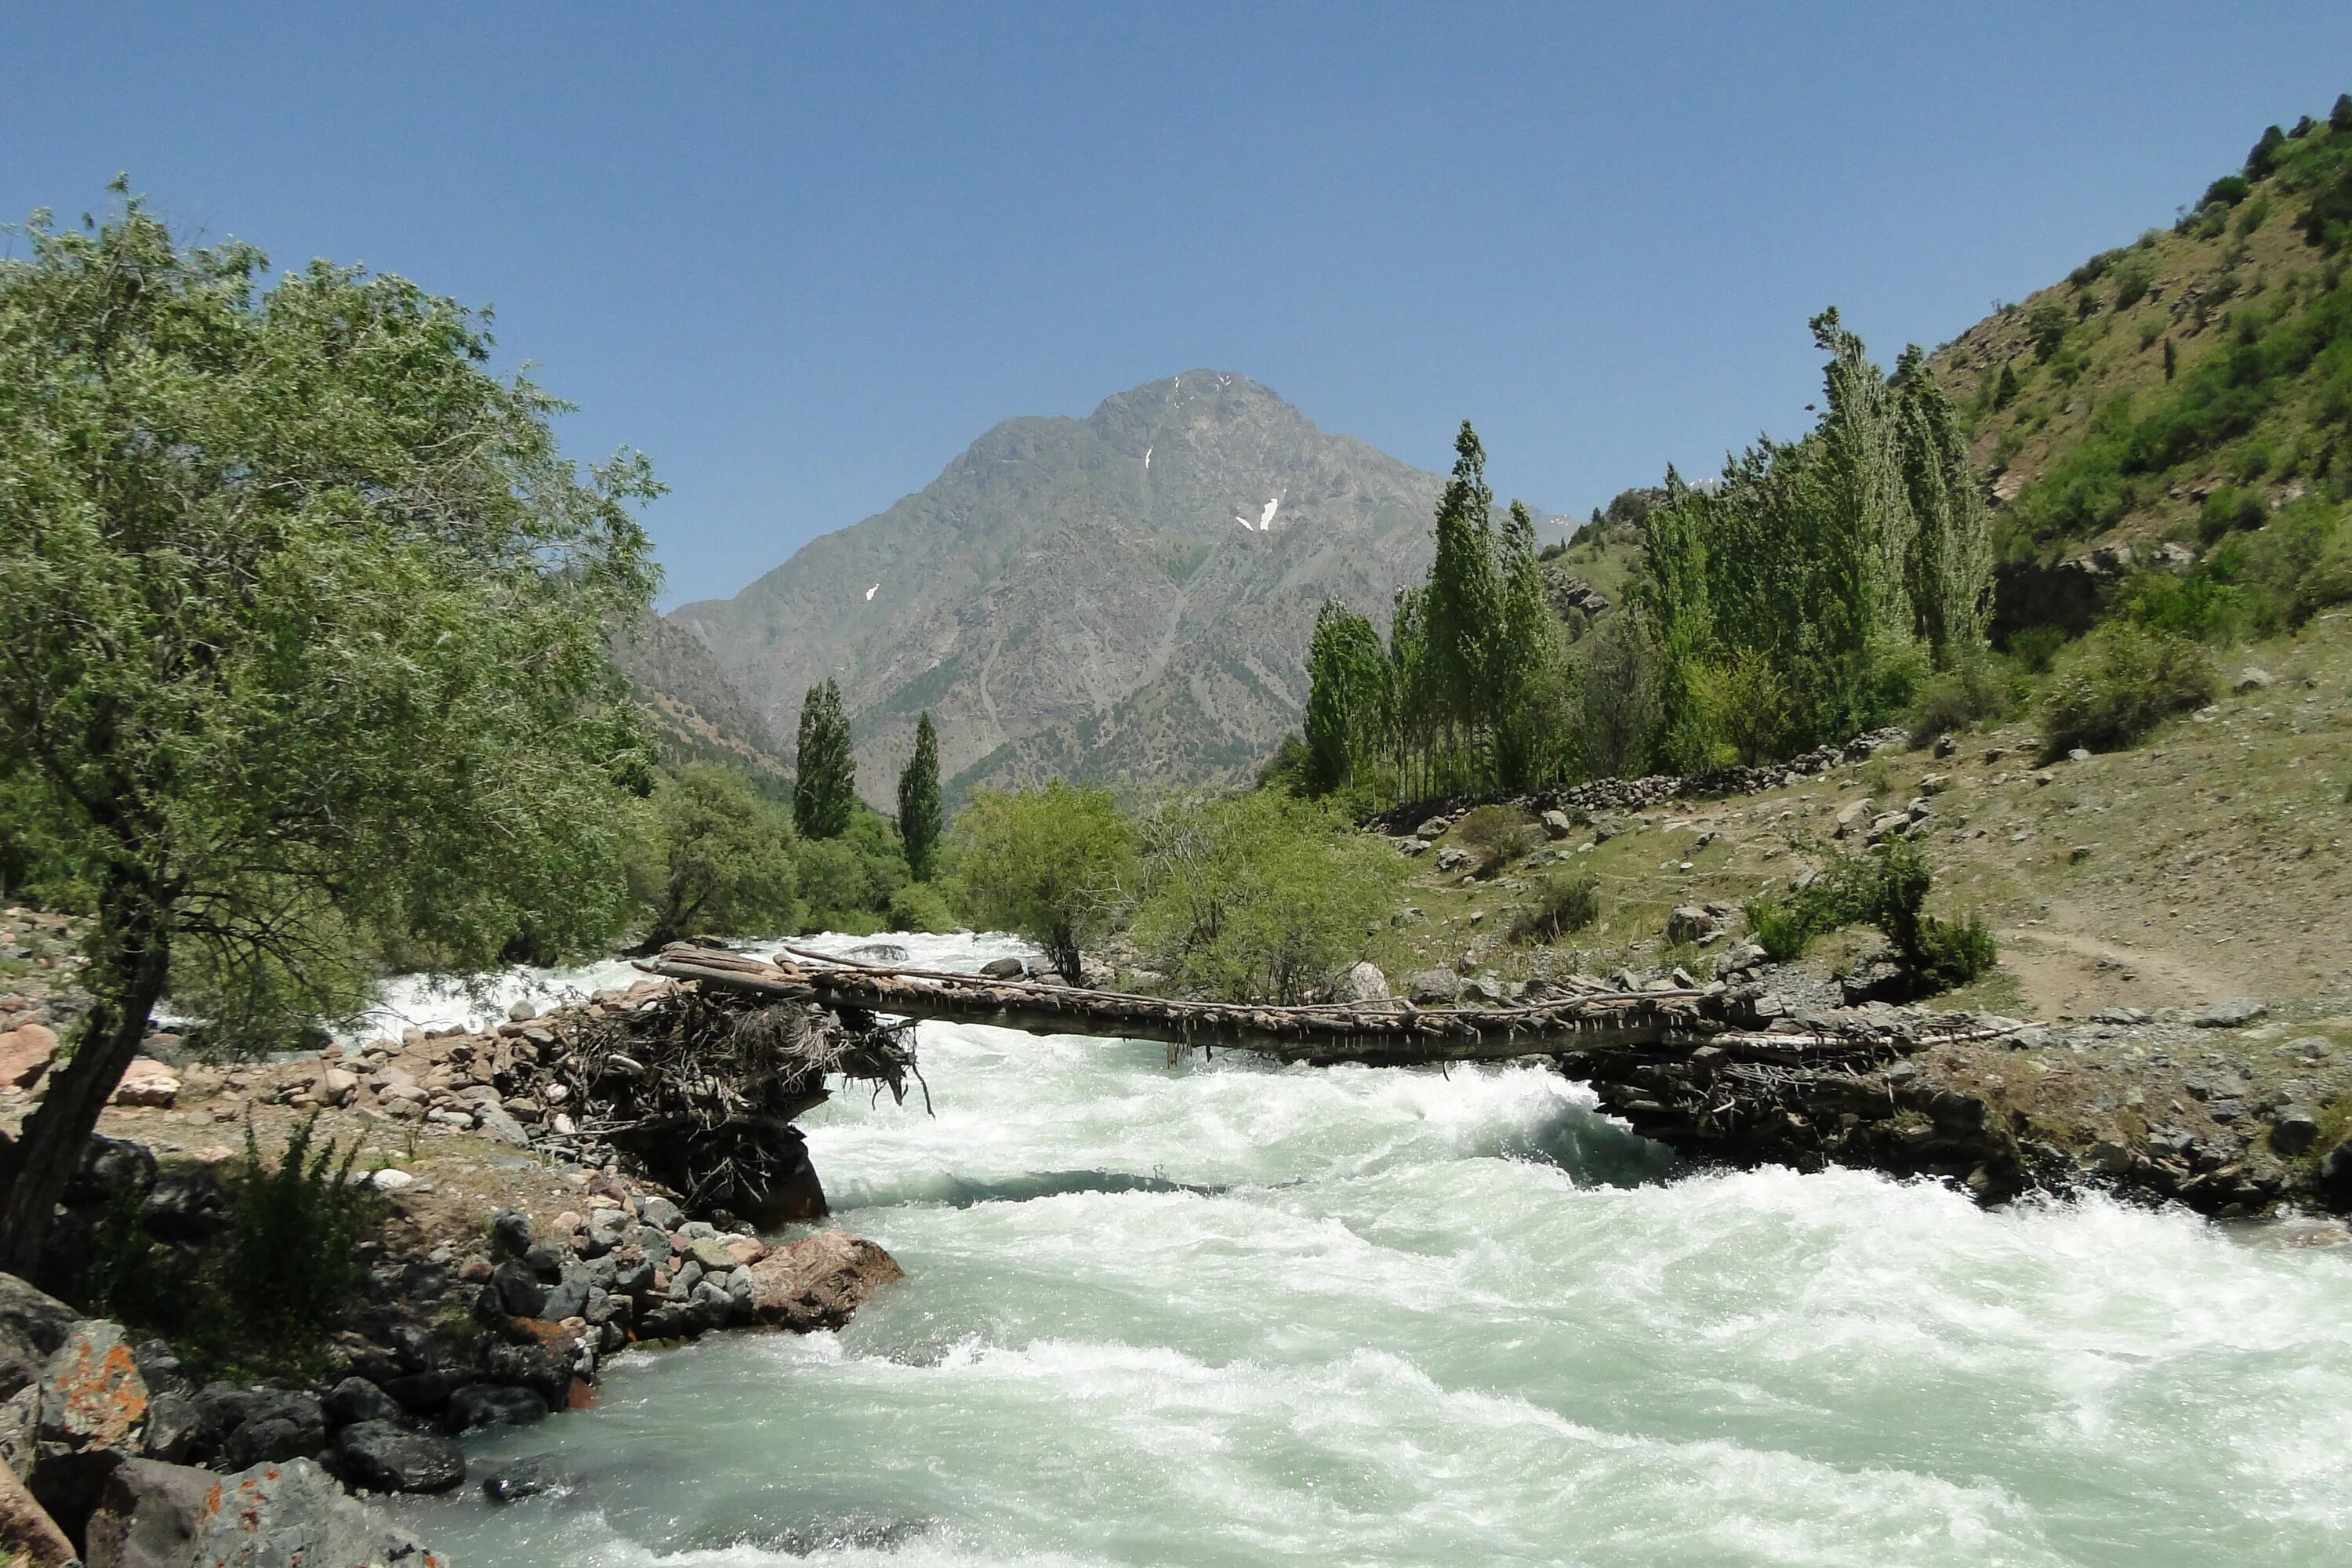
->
[389,934,2352,1566]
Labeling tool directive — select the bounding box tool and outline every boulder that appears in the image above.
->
[30,1319,150,1531]
[319,1378,401,1432]
[0,1275,82,1404]
[1433,847,1472,873]
[488,1209,535,1261]
[182,1456,437,1567]
[1664,906,1722,945]
[635,1195,684,1231]
[1403,969,1461,1005]
[978,957,1026,980]
[85,1455,213,1568]
[1832,797,1876,838]
[743,1231,903,1332]
[2270,1106,2322,1157]
[139,1393,199,1465]
[481,1454,572,1504]
[2234,666,2274,694]
[330,1421,466,1495]
[2191,998,2267,1029]
[1333,962,1390,1004]
[109,1059,180,1109]
[474,1105,532,1147]
[0,1023,57,1091]
[846,943,909,964]
[140,1167,228,1243]
[66,1138,157,1207]
[442,1383,549,1434]
[1539,810,1576,840]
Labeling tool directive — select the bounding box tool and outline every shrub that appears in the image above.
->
[2003,624,2071,674]
[226,1116,376,1338]
[1744,892,1818,961]
[1132,792,1401,1003]
[1512,870,1599,945]
[1907,653,2014,744]
[2113,257,2155,312]
[885,880,957,933]
[2039,624,2215,757]
[1453,805,1542,877]
[950,782,1136,982]
[1746,844,1996,990]
[2027,300,2072,361]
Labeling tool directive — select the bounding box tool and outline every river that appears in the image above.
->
[387,932,2352,1566]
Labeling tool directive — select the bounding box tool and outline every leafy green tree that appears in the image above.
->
[896,712,943,880]
[949,782,1135,982]
[1421,422,1501,782]
[2332,93,2352,136]
[2247,124,2288,180]
[1131,791,1400,1004]
[633,764,799,949]
[1491,500,1570,789]
[0,194,657,1275]
[793,808,911,933]
[1894,346,1994,668]
[1301,601,1391,796]
[793,678,855,840]
[1994,362,2021,408]
[2027,300,2071,361]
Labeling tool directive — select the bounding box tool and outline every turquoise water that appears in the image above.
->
[390,936,2352,1566]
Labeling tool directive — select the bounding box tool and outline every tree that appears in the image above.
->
[949,782,1134,982]
[1894,346,1994,668]
[2247,124,2288,181]
[2332,93,2352,136]
[793,679,855,840]
[633,765,799,949]
[1131,792,1400,1004]
[1301,601,1390,797]
[1421,421,1501,781]
[895,712,943,880]
[0,194,658,1276]
[1491,500,1569,789]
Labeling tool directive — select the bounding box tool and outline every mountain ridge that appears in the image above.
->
[668,372,1564,801]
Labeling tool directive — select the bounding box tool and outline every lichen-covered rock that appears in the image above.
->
[744,1232,902,1332]
[183,1455,441,1566]
[39,1319,149,1455]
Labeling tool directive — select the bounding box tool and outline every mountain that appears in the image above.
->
[609,614,793,786]
[671,372,1562,802]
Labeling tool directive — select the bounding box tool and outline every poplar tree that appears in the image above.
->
[1421,422,1501,785]
[793,679,855,840]
[1894,347,1994,667]
[1302,601,1393,797]
[1492,500,1565,789]
[896,711,943,880]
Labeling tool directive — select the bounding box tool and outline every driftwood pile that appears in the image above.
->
[535,957,920,1217]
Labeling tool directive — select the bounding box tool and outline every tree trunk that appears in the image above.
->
[0,895,169,1282]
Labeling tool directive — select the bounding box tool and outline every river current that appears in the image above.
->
[387,932,2352,1566]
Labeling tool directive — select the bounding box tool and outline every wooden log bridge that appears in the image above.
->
[643,943,2027,1070]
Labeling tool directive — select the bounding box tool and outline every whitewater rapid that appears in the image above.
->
[388,933,2352,1566]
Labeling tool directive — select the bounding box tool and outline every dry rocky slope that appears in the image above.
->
[670,372,1563,802]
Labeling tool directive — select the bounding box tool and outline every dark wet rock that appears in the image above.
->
[381,1370,456,1416]
[978,956,1026,980]
[481,1454,572,1505]
[443,1383,549,1433]
[218,1390,327,1471]
[491,1260,547,1319]
[331,1420,466,1495]
[321,1377,401,1431]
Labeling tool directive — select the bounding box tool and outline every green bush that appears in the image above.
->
[1744,844,1995,990]
[1907,653,2015,744]
[226,1116,377,1338]
[950,781,1136,982]
[885,880,958,933]
[2039,624,2215,757]
[1512,870,1599,945]
[1452,805,1542,877]
[2027,300,2072,361]
[1131,791,1400,1003]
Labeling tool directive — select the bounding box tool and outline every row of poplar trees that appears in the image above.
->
[1301,310,1992,804]
[793,679,943,880]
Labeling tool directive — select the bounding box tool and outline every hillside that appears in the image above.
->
[608,614,793,786]
[1925,106,2352,632]
[670,373,1565,804]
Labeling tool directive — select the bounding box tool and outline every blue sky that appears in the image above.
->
[6,4,2349,607]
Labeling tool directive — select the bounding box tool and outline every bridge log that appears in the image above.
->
[642,946,2024,1070]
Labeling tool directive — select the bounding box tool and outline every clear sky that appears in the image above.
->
[6,4,2349,607]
